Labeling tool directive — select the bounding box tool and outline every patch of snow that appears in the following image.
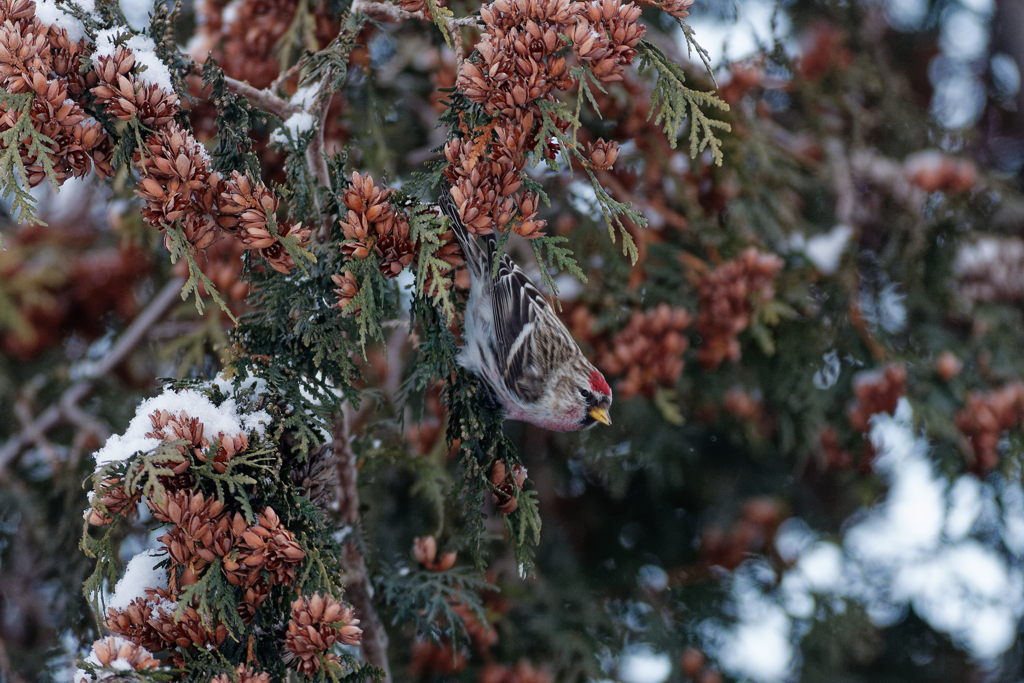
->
[107,549,165,611]
[802,225,852,275]
[93,28,175,94]
[34,0,88,42]
[270,111,316,145]
[618,644,672,683]
[91,387,270,470]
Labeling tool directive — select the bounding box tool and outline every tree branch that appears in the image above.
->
[223,76,302,120]
[0,277,186,478]
[333,404,392,683]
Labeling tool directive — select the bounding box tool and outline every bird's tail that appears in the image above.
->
[438,188,492,280]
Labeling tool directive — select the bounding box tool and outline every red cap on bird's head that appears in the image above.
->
[589,370,611,396]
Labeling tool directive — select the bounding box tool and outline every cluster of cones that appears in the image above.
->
[955,383,1024,475]
[695,248,784,370]
[1,0,311,275]
[594,303,692,399]
[87,409,251,525]
[0,0,112,184]
[445,0,650,238]
[333,172,464,313]
[284,593,363,675]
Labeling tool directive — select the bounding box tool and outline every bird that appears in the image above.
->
[439,189,612,432]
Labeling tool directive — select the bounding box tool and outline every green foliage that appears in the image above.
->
[0,91,56,228]
[201,58,266,179]
[164,223,237,320]
[378,565,493,649]
[412,206,458,323]
[638,40,731,165]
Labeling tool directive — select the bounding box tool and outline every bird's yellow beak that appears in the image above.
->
[589,407,612,426]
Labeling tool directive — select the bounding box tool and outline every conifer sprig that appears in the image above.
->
[638,40,731,165]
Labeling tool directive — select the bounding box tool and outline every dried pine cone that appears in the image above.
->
[105,592,169,654]
[586,138,620,170]
[135,124,221,249]
[219,170,311,273]
[332,271,361,315]
[413,535,457,572]
[695,248,783,370]
[490,459,527,514]
[87,477,141,526]
[660,0,694,19]
[211,665,273,683]
[847,364,906,433]
[288,442,337,509]
[596,303,691,399]
[955,383,1024,475]
[91,48,179,128]
[284,593,362,675]
[148,490,226,573]
[149,597,228,654]
[88,635,160,671]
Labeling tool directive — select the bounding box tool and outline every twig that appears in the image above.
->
[223,76,302,120]
[825,138,855,226]
[0,277,186,477]
[333,404,392,683]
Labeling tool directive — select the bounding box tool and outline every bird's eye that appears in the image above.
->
[580,389,592,401]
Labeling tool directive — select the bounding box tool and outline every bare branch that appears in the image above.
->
[0,277,186,477]
[333,404,392,683]
[223,76,302,120]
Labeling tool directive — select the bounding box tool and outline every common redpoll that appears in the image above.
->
[439,190,612,431]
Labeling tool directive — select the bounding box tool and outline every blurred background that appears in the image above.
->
[3,0,1024,681]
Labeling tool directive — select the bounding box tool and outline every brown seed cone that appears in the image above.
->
[211,665,273,683]
[195,430,248,474]
[149,598,228,651]
[596,303,692,399]
[91,64,179,128]
[89,635,160,671]
[490,459,527,514]
[660,0,694,18]
[375,220,415,277]
[586,138,620,171]
[288,442,338,509]
[105,591,170,653]
[0,0,37,22]
[331,271,361,315]
[955,383,1024,475]
[0,16,52,95]
[284,593,362,675]
[847,363,907,433]
[254,506,306,584]
[513,192,546,238]
[695,248,783,370]
[413,535,458,572]
[148,490,226,573]
[87,477,141,526]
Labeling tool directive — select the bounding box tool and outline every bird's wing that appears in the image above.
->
[491,249,576,403]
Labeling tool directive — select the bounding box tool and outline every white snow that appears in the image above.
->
[682,0,793,67]
[107,549,165,611]
[618,645,672,683]
[270,112,316,145]
[34,0,88,42]
[712,568,794,682]
[290,82,323,110]
[710,400,1024,680]
[93,28,175,94]
[91,387,270,470]
[801,225,852,275]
